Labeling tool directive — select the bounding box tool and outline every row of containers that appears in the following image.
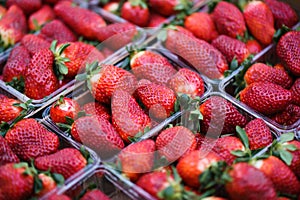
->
[0,0,300,199]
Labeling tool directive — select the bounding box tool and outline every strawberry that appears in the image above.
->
[271,104,300,126]
[50,96,80,124]
[136,81,177,120]
[6,0,41,15]
[200,96,247,134]
[225,162,277,200]
[240,82,292,115]
[35,173,57,198]
[276,31,300,76]
[0,5,27,48]
[54,1,106,40]
[148,0,191,17]
[156,126,197,162]
[184,12,218,42]
[130,50,177,85]
[82,102,111,121]
[211,1,246,38]
[80,189,110,200]
[212,35,250,64]
[288,140,300,179]
[28,5,55,31]
[103,2,119,13]
[291,78,300,106]
[245,39,262,55]
[39,19,77,44]
[243,1,275,45]
[167,68,205,98]
[118,139,155,181]
[265,0,298,29]
[148,13,167,28]
[111,89,151,143]
[71,116,124,160]
[21,34,50,56]
[0,163,34,200]
[0,96,23,123]
[35,148,87,179]
[0,136,19,166]
[120,0,150,27]
[47,194,71,200]
[2,45,30,82]
[254,156,300,195]
[244,63,293,89]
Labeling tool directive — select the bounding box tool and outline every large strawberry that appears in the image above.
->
[121,0,150,27]
[5,118,59,161]
[35,148,87,179]
[240,82,292,115]
[28,5,55,31]
[130,50,177,85]
[6,0,41,15]
[80,189,110,200]
[276,31,300,76]
[21,34,50,56]
[0,96,24,123]
[243,1,275,45]
[0,136,19,166]
[211,1,246,38]
[82,102,111,122]
[291,78,300,106]
[271,104,300,126]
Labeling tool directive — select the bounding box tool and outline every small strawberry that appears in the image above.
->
[35,148,87,179]
[103,2,118,13]
[80,189,110,200]
[121,0,150,27]
[0,136,19,166]
[291,78,300,106]
[28,5,55,31]
[148,0,192,17]
[245,39,262,55]
[148,13,167,28]
[271,104,300,126]
[6,0,41,15]
[47,194,71,200]
[21,34,50,56]
[82,102,111,121]
[0,96,24,123]
[240,82,292,115]
[35,173,58,198]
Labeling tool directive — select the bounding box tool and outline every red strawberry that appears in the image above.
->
[0,5,27,48]
[111,89,151,143]
[2,45,30,82]
[5,118,59,161]
[47,194,71,200]
[243,1,275,45]
[80,189,110,200]
[50,97,80,124]
[184,12,218,42]
[265,0,298,29]
[212,35,250,64]
[156,126,197,162]
[130,50,177,85]
[177,150,221,188]
[211,1,246,38]
[136,81,177,120]
[272,104,300,126]
[35,173,57,198]
[103,2,118,13]
[54,1,106,40]
[254,156,300,195]
[121,0,150,27]
[39,19,77,44]
[245,39,262,55]
[291,78,300,106]
[240,82,292,115]
[167,68,205,98]
[35,148,87,179]
[0,163,34,200]
[148,13,167,28]
[21,34,50,56]
[288,140,300,179]
[276,31,300,76]
[118,139,155,181]
[28,5,55,31]
[0,136,19,166]
[148,0,191,17]
[225,162,277,200]
[71,116,124,159]
[82,102,111,122]
[244,63,293,89]
[6,0,41,15]
[0,96,23,123]
[200,96,247,134]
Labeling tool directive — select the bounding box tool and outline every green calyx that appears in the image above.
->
[129,0,148,9]
[75,61,101,91]
[80,145,94,165]
[54,95,65,107]
[50,40,70,81]
[273,25,291,43]
[6,76,25,93]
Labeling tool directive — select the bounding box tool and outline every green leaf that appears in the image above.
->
[14,162,29,169]
[121,57,130,69]
[50,40,58,53]
[280,133,294,143]
[58,63,68,75]
[33,175,43,194]
[230,58,239,71]
[57,43,70,56]
[52,173,65,186]
[279,150,293,166]
[236,126,249,150]
[284,144,297,151]
[75,73,88,82]
[231,150,246,157]
[65,116,74,125]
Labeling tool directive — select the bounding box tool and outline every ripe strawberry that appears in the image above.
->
[136,81,177,120]
[265,0,298,29]
[82,102,111,122]
[35,173,57,197]
[118,139,155,181]
[21,34,50,56]
[2,45,30,82]
[276,31,300,76]
[0,5,27,48]
[0,136,19,166]
[54,1,106,40]
[177,151,221,188]
[184,12,218,42]
[47,194,71,200]
[130,50,177,85]
[39,19,77,44]
[148,0,191,17]
[225,162,277,200]
[254,156,300,195]
[121,0,150,27]
[156,126,197,162]
[148,13,167,28]
[245,39,262,55]
[71,116,124,159]
[28,5,55,31]
[272,104,300,126]
[0,163,34,200]
[212,35,250,64]
[243,1,275,45]
[211,1,246,38]
[0,96,23,123]
[80,189,110,200]
[168,68,204,98]
[6,0,41,15]
[240,82,292,115]
[291,78,300,106]
[200,96,247,134]
[111,89,151,143]
[103,2,118,13]
[50,96,80,124]
[35,148,87,179]
[244,63,293,89]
